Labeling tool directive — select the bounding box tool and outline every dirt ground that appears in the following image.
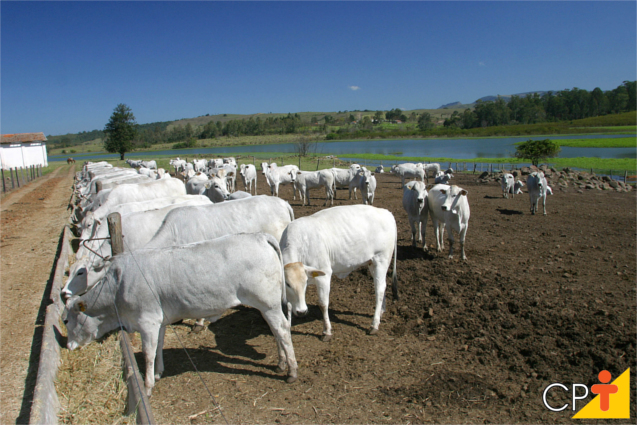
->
[0,165,76,424]
[2,165,635,424]
[140,170,636,424]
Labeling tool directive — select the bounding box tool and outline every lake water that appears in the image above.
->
[51,134,635,163]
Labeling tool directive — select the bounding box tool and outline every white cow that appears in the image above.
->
[395,164,425,187]
[209,158,224,169]
[360,172,377,205]
[204,174,231,202]
[192,159,207,173]
[140,160,157,170]
[514,179,525,195]
[265,164,299,199]
[427,184,470,260]
[527,171,548,215]
[330,164,361,199]
[423,163,442,180]
[64,197,213,298]
[501,173,515,198]
[280,205,398,340]
[170,158,186,173]
[294,170,334,206]
[186,172,210,195]
[64,233,298,396]
[434,171,454,185]
[239,164,257,194]
[375,165,385,174]
[402,181,428,249]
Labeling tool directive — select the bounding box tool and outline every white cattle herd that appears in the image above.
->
[64,157,549,395]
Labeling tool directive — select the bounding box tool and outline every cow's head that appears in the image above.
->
[283,262,325,317]
[439,185,468,214]
[64,296,102,351]
[260,162,269,175]
[205,176,230,202]
[62,258,111,301]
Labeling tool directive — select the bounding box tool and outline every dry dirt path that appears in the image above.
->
[1,164,75,424]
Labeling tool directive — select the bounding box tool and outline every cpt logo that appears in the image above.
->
[542,368,630,419]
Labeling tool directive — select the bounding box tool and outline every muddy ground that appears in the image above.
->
[133,170,636,424]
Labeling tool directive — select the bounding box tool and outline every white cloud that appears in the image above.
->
[479,61,485,67]
[348,85,360,91]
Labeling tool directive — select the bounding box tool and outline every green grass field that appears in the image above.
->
[550,137,636,148]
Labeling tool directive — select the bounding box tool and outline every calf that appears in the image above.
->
[427,184,470,260]
[402,181,428,250]
[64,233,298,396]
[294,170,334,206]
[514,179,525,195]
[527,171,548,215]
[501,173,515,198]
[434,171,454,185]
[280,205,398,340]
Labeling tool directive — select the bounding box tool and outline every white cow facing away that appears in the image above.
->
[280,205,398,340]
[294,170,334,206]
[64,233,299,396]
[427,184,470,260]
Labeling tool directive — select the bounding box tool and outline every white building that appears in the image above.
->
[1,133,48,170]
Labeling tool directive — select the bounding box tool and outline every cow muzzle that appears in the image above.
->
[293,308,308,318]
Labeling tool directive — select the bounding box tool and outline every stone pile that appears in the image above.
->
[476,165,633,193]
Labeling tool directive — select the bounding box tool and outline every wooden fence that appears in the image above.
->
[1,165,44,193]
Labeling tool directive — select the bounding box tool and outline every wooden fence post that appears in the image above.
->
[298,156,301,169]
[107,213,124,255]
[11,168,15,189]
[1,168,5,193]
[16,168,20,188]
[316,159,320,170]
[624,171,627,184]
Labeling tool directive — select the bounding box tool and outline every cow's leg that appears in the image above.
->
[315,275,332,341]
[420,207,429,251]
[459,224,469,261]
[433,218,443,252]
[408,217,418,246]
[261,308,298,383]
[139,324,161,396]
[305,188,311,206]
[192,318,206,333]
[447,223,456,259]
[542,195,547,216]
[154,325,167,381]
[368,260,389,334]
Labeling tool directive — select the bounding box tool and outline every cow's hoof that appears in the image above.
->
[321,334,332,342]
[276,365,286,373]
[368,328,379,335]
[192,324,205,333]
[286,375,298,384]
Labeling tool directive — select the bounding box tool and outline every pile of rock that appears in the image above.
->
[476,165,633,193]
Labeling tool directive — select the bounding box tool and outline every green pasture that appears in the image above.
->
[549,137,636,148]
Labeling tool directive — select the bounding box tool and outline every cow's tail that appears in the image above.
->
[392,226,399,301]
[264,233,292,326]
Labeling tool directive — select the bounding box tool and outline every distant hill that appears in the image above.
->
[474,91,552,103]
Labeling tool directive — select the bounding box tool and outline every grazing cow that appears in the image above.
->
[395,164,425,187]
[360,172,377,205]
[280,205,398,340]
[294,170,334,206]
[501,173,515,198]
[514,179,525,195]
[375,164,384,173]
[527,171,548,215]
[402,181,428,249]
[264,164,299,199]
[427,184,470,260]
[64,233,298,396]
[239,164,257,194]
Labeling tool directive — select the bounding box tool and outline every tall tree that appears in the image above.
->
[104,103,137,160]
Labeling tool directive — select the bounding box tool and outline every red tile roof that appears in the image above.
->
[1,133,47,144]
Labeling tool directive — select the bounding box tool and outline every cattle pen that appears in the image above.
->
[20,162,637,424]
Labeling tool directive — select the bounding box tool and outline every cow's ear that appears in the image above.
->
[460,189,468,196]
[227,172,234,177]
[440,189,446,194]
[77,301,87,312]
[297,171,302,175]
[304,266,326,278]
[411,185,418,191]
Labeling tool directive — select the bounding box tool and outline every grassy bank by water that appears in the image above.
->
[547,137,636,148]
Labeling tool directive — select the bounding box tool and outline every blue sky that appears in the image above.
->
[2,1,635,136]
